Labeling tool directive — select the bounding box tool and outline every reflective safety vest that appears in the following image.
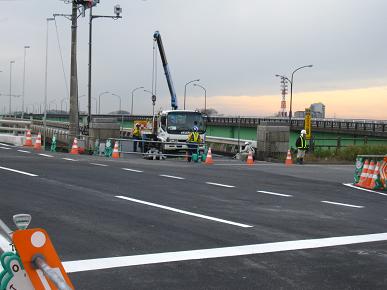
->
[133,127,141,138]
[188,132,201,143]
[297,135,307,149]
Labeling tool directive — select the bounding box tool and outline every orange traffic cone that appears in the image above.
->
[246,151,254,165]
[356,159,369,187]
[285,149,293,166]
[70,138,79,154]
[34,132,42,151]
[363,160,376,188]
[112,141,120,159]
[24,129,33,147]
[368,161,381,189]
[205,147,214,165]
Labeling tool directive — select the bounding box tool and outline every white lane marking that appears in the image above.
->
[343,183,387,197]
[115,195,252,228]
[321,200,364,209]
[38,154,54,158]
[122,168,143,173]
[0,166,38,177]
[90,163,109,167]
[257,190,293,197]
[0,143,12,147]
[63,232,387,273]
[205,182,235,188]
[17,150,31,153]
[0,146,11,150]
[160,174,185,180]
[62,158,78,161]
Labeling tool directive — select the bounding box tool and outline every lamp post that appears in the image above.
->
[43,17,55,149]
[111,93,122,128]
[275,64,313,126]
[9,60,15,115]
[131,86,144,115]
[22,45,30,119]
[184,79,200,110]
[193,83,207,113]
[98,91,110,114]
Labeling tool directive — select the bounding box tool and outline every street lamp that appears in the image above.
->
[184,79,200,110]
[98,91,110,114]
[131,86,144,115]
[111,93,122,128]
[43,17,55,150]
[275,64,313,126]
[22,45,30,119]
[9,60,15,114]
[193,83,207,113]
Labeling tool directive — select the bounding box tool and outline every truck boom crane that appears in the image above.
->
[153,31,178,110]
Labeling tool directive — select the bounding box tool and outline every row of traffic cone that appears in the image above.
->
[356,159,383,190]
[24,130,42,151]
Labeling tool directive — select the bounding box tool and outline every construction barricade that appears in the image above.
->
[354,155,387,190]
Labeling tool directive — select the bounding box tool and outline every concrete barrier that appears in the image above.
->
[0,134,24,146]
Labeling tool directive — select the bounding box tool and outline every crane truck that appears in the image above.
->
[144,31,205,153]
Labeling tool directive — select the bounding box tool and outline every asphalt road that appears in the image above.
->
[1,143,387,289]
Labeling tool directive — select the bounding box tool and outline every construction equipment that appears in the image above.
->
[142,31,206,155]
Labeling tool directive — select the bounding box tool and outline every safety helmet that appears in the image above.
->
[301,129,306,134]
[244,141,250,145]
[193,126,199,132]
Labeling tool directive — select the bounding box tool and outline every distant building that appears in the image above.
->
[293,102,326,119]
[294,111,305,118]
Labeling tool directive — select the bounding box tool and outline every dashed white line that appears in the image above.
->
[122,168,143,173]
[62,158,78,161]
[115,195,252,228]
[257,190,293,197]
[0,166,38,177]
[17,150,31,153]
[321,200,364,209]
[63,232,387,273]
[343,183,387,197]
[38,154,54,158]
[205,182,235,188]
[0,143,12,147]
[0,147,11,150]
[160,174,185,180]
[90,163,109,167]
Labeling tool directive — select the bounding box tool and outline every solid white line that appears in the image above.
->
[122,168,143,173]
[0,146,11,150]
[90,163,108,167]
[343,183,387,197]
[17,150,31,153]
[62,158,78,161]
[115,195,252,228]
[63,232,387,273]
[0,166,38,177]
[205,182,235,188]
[321,200,364,209]
[160,174,185,180]
[0,143,12,147]
[257,190,293,197]
[38,154,54,158]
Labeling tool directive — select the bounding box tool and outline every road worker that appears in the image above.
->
[132,123,142,152]
[239,141,255,161]
[296,129,308,164]
[186,125,202,162]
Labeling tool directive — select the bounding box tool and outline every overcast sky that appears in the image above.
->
[0,0,386,119]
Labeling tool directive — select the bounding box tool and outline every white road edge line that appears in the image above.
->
[343,183,387,197]
[160,174,185,180]
[257,190,293,197]
[115,195,252,228]
[90,163,108,167]
[122,168,143,173]
[62,158,78,161]
[0,147,11,150]
[63,232,387,273]
[321,200,364,209]
[0,166,38,177]
[205,182,235,188]
[38,154,54,158]
[17,150,31,153]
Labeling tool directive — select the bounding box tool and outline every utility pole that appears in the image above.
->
[69,0,79,139]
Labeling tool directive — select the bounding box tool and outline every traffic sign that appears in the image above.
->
[304,108,312,140]
[12,228,74,290]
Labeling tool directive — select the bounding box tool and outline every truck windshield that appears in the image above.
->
[166,112,205,134]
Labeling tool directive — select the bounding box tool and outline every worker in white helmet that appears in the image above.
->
[296,129,308,164]
[239,141,255,161]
